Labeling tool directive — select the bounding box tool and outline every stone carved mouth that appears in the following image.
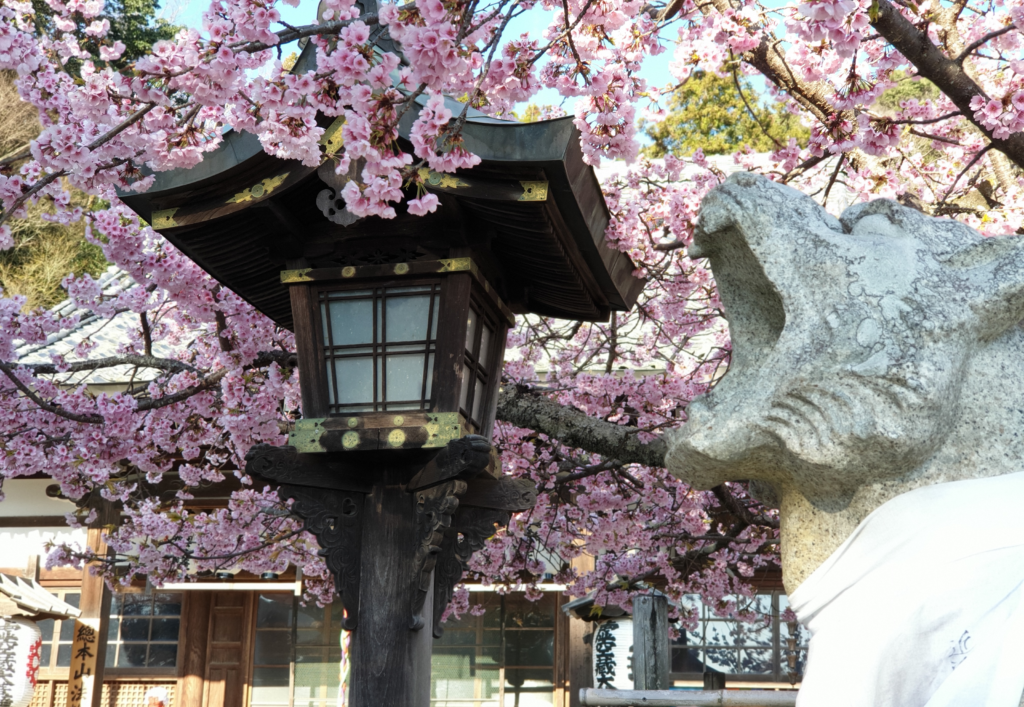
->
[666,173,965,511]
[688,182,786,380]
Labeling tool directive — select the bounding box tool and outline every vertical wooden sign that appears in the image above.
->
[66,620,100,707]
[66,500,115,707]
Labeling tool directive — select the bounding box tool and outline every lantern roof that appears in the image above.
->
[119,106,643,329]
[0,573,83,620]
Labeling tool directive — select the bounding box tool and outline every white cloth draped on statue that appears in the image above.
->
[789,472,1024,707]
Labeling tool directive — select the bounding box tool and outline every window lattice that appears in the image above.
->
[319,284,441,415]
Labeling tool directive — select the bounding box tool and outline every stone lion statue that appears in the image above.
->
[667,172,1024,707]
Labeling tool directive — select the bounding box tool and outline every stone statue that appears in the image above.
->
[666,172,1024,706]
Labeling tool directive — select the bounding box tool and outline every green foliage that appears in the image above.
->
[0,69,109,310]
[643,71,809,157]
[875,71,940,113]
[0,0,178,309]
[0,73,107,310]
[30,0,180,68]
[515,104,565,123]
[0,195,108,311]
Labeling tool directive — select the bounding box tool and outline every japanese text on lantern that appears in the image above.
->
[0,620,17,707]
[594,621,618,690]
[66,622,98,707]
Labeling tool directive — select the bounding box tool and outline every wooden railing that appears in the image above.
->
[579,688,799,706]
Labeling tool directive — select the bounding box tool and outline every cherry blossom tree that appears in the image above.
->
[0,0,1021,619]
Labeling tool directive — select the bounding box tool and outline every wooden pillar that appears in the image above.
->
[349,470,434,707]
[632,594,669,690]
[177,592,212,707]
[567,619,593,707]
[554,595,568,707]
[567,552,595,707]
[67,501,116,707]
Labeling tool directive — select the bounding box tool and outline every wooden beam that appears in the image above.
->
[148,166,316,231]
[416,168,549,203]
[0,516,68,528]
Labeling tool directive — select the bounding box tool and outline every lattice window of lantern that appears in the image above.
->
[459,302,499,433]
[318,283,441,415]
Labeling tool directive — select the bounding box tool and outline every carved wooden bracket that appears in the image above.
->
[407,434,494,490]
[244,443,370,492]
[432,506,512,638]
[244,436,538,636]
[279,484,364,630]
[410,480,465,630]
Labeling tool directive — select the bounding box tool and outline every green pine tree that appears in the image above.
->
[31,0,180,69]
[643,71,809,157]
[0,3,180,310]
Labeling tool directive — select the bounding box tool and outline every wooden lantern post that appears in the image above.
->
[244,259,539,706]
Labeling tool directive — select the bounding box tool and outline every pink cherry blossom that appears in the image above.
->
[0,0,1020,615]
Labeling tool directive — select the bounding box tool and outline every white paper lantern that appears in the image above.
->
[593,618,634,690]
[0,617,42,707]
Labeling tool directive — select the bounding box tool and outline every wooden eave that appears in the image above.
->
[119,116,642,328]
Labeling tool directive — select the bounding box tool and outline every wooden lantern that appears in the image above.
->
[283,258,514,454]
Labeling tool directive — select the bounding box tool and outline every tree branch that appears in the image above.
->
[496,384,667,468]
[953,25,1015,64]
[232,15,380,53]
[889,111,960,125]
[869,0,1024,170]
[0,360,104,424]
[693,0,874,173]
[0,145,31,168]
[5,349,296,424]
[140,313,153,357]
[26,354,198,376]
[731,64,783,150]
[822,153,845,208]
[941,143,993,202]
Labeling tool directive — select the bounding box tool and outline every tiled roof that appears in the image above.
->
[15,266,174,386]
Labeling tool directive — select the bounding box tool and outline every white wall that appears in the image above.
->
[0,479,76,518]
[0,479,84,568]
